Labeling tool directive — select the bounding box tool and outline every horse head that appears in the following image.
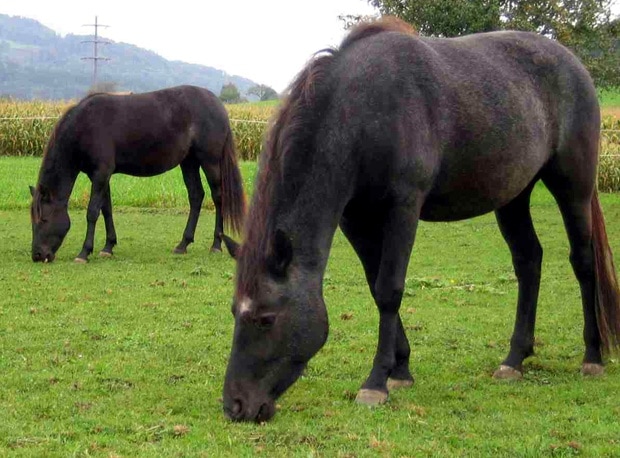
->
[30,185,71,262]
[222,229,329,422]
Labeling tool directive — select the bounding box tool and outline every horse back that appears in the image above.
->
[329,31,599,221]
[64,85,230,176]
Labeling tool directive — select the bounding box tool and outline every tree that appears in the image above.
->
[219,83,242,104]
[363,0,619,87]
[367,0,501,36]
[248,84,279,101]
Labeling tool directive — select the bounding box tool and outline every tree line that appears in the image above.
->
[220,83,279,104]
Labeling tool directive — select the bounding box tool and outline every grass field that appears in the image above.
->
[2,158,620,456]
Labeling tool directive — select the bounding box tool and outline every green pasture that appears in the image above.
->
[1,158,620,456]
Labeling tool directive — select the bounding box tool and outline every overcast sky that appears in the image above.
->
[1,0,377,92]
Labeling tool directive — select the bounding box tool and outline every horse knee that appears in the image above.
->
[373,282,404,312]
[211,188,222,205]
[513,243,543,278]
[86,208,100,224]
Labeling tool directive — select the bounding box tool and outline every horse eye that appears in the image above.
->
[256,313,277,330]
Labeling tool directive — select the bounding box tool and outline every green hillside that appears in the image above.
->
[0,14,260,100]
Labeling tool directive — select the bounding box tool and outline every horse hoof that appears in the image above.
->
[99,251,113,258]
[74,257,88,264]
[493,365,523,380]
[355,389,388,406]
[581,363,605,376]
[173,248,187,255]
[387,378,414,390]
[210,247,223,253]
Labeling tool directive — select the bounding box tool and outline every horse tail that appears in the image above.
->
[591,190,620,353]
[220,128,246,235]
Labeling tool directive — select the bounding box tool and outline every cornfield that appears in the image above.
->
[226,103,274,160]
[0,99,274,161]
[598,115,620,192]
[1,99,620,191]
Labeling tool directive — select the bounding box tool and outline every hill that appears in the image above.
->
[0,14,259,100]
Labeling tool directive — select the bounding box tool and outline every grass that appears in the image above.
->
[2,158,620,456]
[1,157,258,211]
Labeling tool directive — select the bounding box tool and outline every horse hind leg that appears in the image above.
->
[542,169,608,375]
[387,316,415,390]
[99,182,117,257]
[174,157,205,254]
[200,158,224,253]
[492,182,543,380]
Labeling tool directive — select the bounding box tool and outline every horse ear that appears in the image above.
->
[268,229,293,278]
[38,185,52,202]
[29,185,35,197]
[220,233,240,260]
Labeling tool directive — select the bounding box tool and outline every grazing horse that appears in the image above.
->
[222,17,620,422]
[29,85,245,262]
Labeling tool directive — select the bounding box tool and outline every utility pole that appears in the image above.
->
[81,16,110,86]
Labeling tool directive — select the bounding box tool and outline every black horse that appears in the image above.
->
[30,85,245,262]
[222,18,620,422]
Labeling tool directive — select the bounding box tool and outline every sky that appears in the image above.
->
[0,0,377,92]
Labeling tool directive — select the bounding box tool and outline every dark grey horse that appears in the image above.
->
[222,18,620,422]
[30,85,245,262]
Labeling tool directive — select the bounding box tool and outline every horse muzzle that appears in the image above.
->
[222,389,276,423]
[32,250,55,263]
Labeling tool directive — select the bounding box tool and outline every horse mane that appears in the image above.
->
[32,103,79,223]
[340,16,417,50]
[236,16,416,297]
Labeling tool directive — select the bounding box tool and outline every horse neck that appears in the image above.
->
[38,145,79,204]
[271,154,352,277]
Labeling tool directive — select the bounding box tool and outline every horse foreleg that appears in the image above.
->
[493,184,542,380]
[99,182,117,257]
[174,159,205,254]
[76,174,109,262]
[341,210,415,399]
[354,203,419,405]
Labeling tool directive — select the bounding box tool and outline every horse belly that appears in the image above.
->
[420,157,544,222]
[421,192,508,221]
[114,144,188,177]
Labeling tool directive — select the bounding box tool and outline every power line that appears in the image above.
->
[81,16,110,86]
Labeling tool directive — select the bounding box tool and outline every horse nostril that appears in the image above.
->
[232,399,243,417]
[256,402,274,423]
